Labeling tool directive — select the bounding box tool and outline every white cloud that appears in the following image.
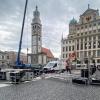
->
[0,0,100,58]
[0,30,11,40]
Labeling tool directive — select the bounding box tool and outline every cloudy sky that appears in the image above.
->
[0,0,100,58]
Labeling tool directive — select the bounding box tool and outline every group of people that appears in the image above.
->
[65,59,71,74]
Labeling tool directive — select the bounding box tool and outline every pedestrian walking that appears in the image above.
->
[66,60,71,74]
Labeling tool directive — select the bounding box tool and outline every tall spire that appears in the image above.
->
[34,5,40,17]
[36,5,38,11]
[32,5,41,24]
[88,4,90,9]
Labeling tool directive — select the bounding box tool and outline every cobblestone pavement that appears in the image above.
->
[0,75,100,100]
[44,70,81,81]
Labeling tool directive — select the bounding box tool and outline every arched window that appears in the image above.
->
[38,26,40,29]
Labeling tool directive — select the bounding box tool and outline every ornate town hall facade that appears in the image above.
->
[61,5,100,64]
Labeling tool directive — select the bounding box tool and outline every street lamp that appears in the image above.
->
[27,48,28,63]
[85,42,92,84]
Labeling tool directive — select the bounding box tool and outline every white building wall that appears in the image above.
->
[38,55,42,64]
[43,55,47,64]
[28,56,31,64]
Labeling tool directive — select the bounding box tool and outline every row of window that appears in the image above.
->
[77,29,100,36]
[62,40,100,52]
[62,40,74,44]
[0,55,8,60]
[63,36,100,45]
[77,22,100,30]
[63,46,74,52]
[62,50,100,58]
[33,25,41,29]
[77,41,100,50]
[77,50,100,58]
[0,56,4,59]
[77,36,99,42]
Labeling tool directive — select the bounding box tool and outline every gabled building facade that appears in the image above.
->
[61,5,100,64]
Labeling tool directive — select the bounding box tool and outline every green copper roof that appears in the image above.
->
[69,18,77,25]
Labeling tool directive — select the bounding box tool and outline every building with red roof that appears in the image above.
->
[41,47,54,62]
[41,47,54,58]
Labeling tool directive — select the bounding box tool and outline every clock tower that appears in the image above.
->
[31,6,42,63]
[28,6,54,64]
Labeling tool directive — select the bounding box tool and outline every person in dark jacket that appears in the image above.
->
[66,60,71,74]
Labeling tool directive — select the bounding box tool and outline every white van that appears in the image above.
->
[43,60,65,73]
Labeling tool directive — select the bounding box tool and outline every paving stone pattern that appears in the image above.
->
[0,78,100,100]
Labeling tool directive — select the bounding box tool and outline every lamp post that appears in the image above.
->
[80,51,84,65]
[86,42,92,84]
[27,48,28,63]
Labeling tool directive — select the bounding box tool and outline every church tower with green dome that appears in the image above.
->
[69,18,77,25]
[69,17,77,35]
